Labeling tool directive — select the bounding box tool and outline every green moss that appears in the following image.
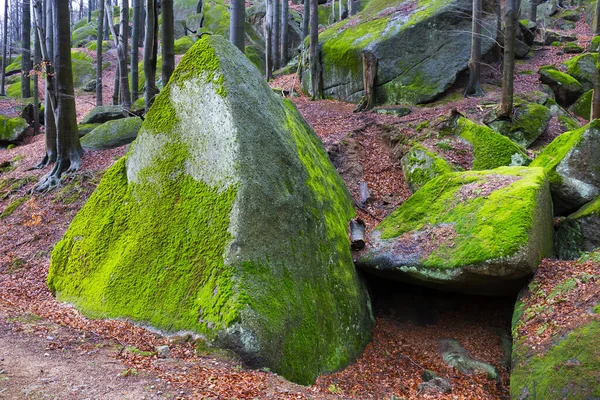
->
[125,346,155,357]
[6,81,33,98]
[72,23,98,47]
[77,123,101,136]
[538,66,583,91]
[530,121,593,184]
[377,167,548,268]
[569,89,592,120]
[0,195,29,219]
[590,36,600,51]
[5,55,22,74]
[244,46,264,72]
[594,304,600,313]
[85,40,111,52]
[402,144,453,192]
[71,50,95,88]
[174,36,195,55]
[511,320,600,400]
[570,196,600,219]
[0,116,28,141]
[563,43,584,53]
[455,117,530,170]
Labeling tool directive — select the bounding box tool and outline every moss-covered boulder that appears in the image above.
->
[77,123,101,137]
[555,196,600,259]
[80,117,142,150]
[174,35,195,55]
[522,0,559,25]
[85,40,111,52]
[71,50,95,89]
[0,116,28,143]
[454,117,531,170]
[545,98,581,132]
[563,42,584,54]
[72,23,98,47]
[400,145,453,193]
[563,52,597,92]
[589,35,600,52]
[357,167,554,294]
[530,120,600,215]
[48,36,374,385]
[81,105,127,124]
[511,259,600,400]
[538,66,584,106]
[569,89,592,120]
[301,0,497,104]
[487,103,551,148]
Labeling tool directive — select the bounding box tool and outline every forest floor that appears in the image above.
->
[0,4,597,399]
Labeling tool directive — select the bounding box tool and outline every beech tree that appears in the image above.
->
[302,0,309,39]
[1,0,8,96]
[592,0,600,118]
[230,0,244,51]
[22,0,32,98]
[272,0,280,69]
[105,0,131,108]
[131,0,142,100]
[265,0,273,79]
[144,0,159,110]
[499,0,518,118]
[280,0,288,65]
[309,0,322,99]
[96,0,103,105]
[464,0,483,97]
[162,0,175,85]
[530,0,538,24]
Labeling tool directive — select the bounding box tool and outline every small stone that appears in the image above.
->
[418,376,452,394]
[156,345,171,359]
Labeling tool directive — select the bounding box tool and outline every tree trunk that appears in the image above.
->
[530,0,537,23]
[272,0,280,69]
[230,0,245,51]
[161,0,175,85]
[118,0,131,108]
[349,0,356,16]
[22,0,32,98]
[33,9,41,134]
[594,0,600,35]
[302,0,309,39]
[464,0,484,97]
[593,0,600,118]
[144,0,159,111]
[37,0,82,189]
[354,50,376,111]
[0,0,9,95]
[499,0,518,118]
[112,61,120,104]
[265,0,273,79]
[131,0,141,101]
[309,0,322,99]
[280,0,288,65]
[103,5,109,39]
[96,0,103,105]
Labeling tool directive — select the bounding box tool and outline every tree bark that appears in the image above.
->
[265,0,273,79]
[355,50,376,111]
[302,0,309,39]
[131,0,142,101]
[499,0,518,118]
[272,0,280,69]
[309,0,322,99]
[594,0,600,35]
[144,0,159,111]
[0,0,9,95]
[530,0,537,23]
[349,0,356,16]
[33,8,41,134]
[118,0,131,107]
[96,0,103,105]
[230,0,245,51]
[161,0,175,85]
[280,0,288,65]
[464,0,484,97]
[22,0,32,98]
[593,0,600,118]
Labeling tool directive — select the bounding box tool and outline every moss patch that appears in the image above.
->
[401,144,454,192]
[0,195,30,219]
[570,196,600,219]
[569,89,592,120]
[71,50,95,88]
[174,36,195,55]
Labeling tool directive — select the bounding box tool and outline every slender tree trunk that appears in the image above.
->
[131,0,141,101]
[302,0,309,39]
[338,0,342,22]
[87,0,92,22]
[112,61,119,104]
[530,0,537,23]
[96,0,103,105]
[103,5,109,39]
[144,0,158,110]
[161,0,175,85]
[118,0,131,107]
[349,0,356,16]
[280,0,288,65]
[594,0,600,35]
[272,0,280,69]
[22,0,32,98]
[499,0,518,118]
[355,50,376,111]
[309,0,322,99]
[230,0,245,51]
[265,0,273,79]
[33,10,41,134]
[1,0,9,95]
[465,0,483,97]
[593,0,600,118]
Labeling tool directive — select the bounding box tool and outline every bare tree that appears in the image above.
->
[144,0,159,111]
[309,0,322,99]
[161,0,175,84]
[594,0,600,35]
[280,0,288,65]
[499,0,518,118]
[105,0,131,108]
[96,0,103,105]
[131,0,142,101]
[265,0,273,79]
[22,0,32,98]
[272,0,280,69]
[1,0,9,95]
[349,0,356,16]
[530,0,538,23]
[593,0,600,118]
[230,0,244,51]
[302,0,308,39]
[33,4,41,134]
[464,0,484,97]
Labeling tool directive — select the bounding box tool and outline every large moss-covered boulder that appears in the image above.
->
[48,36,374,385]
[569,89,592,120]
[511,259,600,400]
[0,116,28,143]
[301,0,497,104]
[400,144,453,193]
[538,66,584,106]
[71,50,95,89]
[81,117,143,150]
[530,120,600,215]
[455,117,531,170]
[357,167,554,294]
[174,35,195,54]
[563,52,596,92]
[545,98,581,132]
[72,22,98,47]
[81,105,127,124]
[555,196,600,259]
[487,103,551,148]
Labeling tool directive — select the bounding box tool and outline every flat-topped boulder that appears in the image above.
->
[81,117,143,150]
[80,105,128,124]
[48,36,373,385]
[0,116,28,143]
[357,167,554,295]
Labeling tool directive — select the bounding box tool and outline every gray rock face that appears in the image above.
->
[530,120,600,215]
[563,52,597,92]
[0,116,29,143]
[81,117,143,150]
[555,197,600,259]
[538,66,583,106]
[48,36,373,385]
[400,145,453,193]
[302,0,497,105]
[357,167,554,295]
[81,105,127,124]
[486,103,552,148]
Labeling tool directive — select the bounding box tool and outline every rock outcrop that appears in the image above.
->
[0,116,29,143]
[81,117,143,150]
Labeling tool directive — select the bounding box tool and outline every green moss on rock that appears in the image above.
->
[538,65,584,105]
[569,89,592,120]
[487,103,552,147]
[0,116,28,142]
[71,50,95,88]
[174,36,195,55]
[400,144,454,192]
[81,117,143,150]
[455,117,531,170]
[72,23,98,47]
[563,52,597,91]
